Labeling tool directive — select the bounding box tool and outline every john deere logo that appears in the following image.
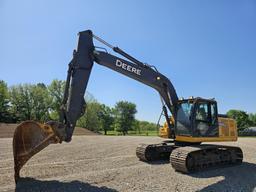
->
[116,59,141,76]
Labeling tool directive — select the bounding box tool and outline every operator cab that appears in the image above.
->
[175,97,218,137]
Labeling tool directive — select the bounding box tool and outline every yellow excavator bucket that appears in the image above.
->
[13,121,60,183]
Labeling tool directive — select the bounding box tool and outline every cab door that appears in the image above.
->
[192,100,218,137]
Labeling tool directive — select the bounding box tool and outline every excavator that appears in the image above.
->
[13,30,243,183]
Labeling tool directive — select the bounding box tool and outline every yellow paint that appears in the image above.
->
[159,117,174,138]
[159,117,238,143]
[175,135,237,142]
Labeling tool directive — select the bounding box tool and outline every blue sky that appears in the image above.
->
[1,0,256,123]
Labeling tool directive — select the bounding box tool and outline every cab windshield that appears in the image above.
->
[176,101,193,135]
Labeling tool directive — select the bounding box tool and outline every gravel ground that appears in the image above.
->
[0,136,256,192]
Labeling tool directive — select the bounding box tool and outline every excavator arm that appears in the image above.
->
[13,30,178,182]
[60,30,178,141]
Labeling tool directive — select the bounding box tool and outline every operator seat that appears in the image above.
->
[196,107,209,136]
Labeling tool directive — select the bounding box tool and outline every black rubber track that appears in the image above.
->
[170,145,243,173]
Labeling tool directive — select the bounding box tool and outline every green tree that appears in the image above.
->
[77,101,102,132]
[0,80,10,122]
[114,101,137,135]
[132,119,140,134]
[139,120,157,131]
[30,83,52,121]
[48,79,65,120]
[227,110,252,131]
[98,104,114,135]
[249,113,256,126]
[9,84,33,121]
[9,83,51,122]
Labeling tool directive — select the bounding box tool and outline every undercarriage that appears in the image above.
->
[136,142,243,173]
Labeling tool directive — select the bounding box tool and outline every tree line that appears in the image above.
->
[0,80,157,135]
[1,79,255,135]
[226,110,256,134]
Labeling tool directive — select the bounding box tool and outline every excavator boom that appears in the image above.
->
[13,30,179,182]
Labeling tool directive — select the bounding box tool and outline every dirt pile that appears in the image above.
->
[0,123,98,138]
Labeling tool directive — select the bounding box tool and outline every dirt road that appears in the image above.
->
[0,136,256,192]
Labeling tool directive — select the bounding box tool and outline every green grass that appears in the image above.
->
[99,130,158,136]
